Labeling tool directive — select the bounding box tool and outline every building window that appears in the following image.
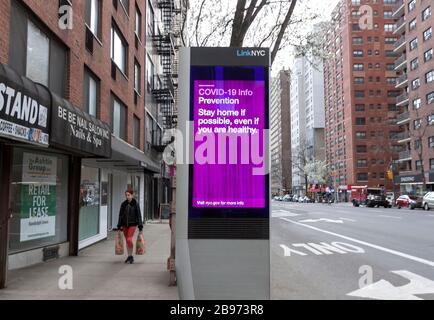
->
[410,38,418,51]
[146,0,155,36]
[386,64,395,72]
[427,91,434,104]
[411,58,419,71]
[146,54,154,93]
[412,78,420,90]
[356,118,366,125]
[415,160,422,171]
[134,60,141,94]
[384,24,395,32]
[409,19,417,31]
[83,67,100,117]
[423,27,432,42]
[145,112,153,151]
[425,49,433,62]
[26,20,49,86]
[414,119,422,130]
[357,173,368,182]
[135,5,142,40]
[112,95,127,140]
[356,132,366,139]
[8,149,69,253]
[408,0,416,12]
[427,114,434,126]
[413,98,422,110]
[386,78,396,85]
[9,2,67,97]
[79,167,101,241]
[119,0,129,15]
[85,0,101,38]
[353,63,364,71]
[430,159,434,170]
[426,70,434,84]
[429,137,434,148]
[384,11,393,19]
[354,77,364,84]
[133,115,140,148]
[355,90,365,98]
[356,145,367,153]
[353,37,363,45]
[355,104,365,112]
[422,6,432,21]
[353,50,363,57]
[357,159,368,168]
[111,24,128,75]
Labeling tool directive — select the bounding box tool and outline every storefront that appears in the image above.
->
[0,63,64,283]
[394,173,425,196]
[49,94,111,250]
[0,63,111,287]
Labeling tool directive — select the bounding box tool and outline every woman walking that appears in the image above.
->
[117,189,143,264]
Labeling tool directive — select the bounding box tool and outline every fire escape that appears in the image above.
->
[151,0,182,130]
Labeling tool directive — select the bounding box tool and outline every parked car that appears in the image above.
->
[386,192,395,207]
[422,192,434,210]
[282,194,292,202]
[292,195,299,202]
[396,195,423,210]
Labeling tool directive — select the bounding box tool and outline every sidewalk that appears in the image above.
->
[0,222,178,300]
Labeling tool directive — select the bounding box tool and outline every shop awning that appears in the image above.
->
[0,63,51,147]
[50,93,111,158]
[87,136,161,173]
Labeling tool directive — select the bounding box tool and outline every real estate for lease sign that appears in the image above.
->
[20,153,57,242]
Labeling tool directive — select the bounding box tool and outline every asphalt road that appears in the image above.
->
[271,201,434,300]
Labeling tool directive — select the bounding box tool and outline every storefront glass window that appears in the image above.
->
[79,167,100,241]
[9,148,69,253]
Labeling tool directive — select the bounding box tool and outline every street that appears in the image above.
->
[271,201,434,300]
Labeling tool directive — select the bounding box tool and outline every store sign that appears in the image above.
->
[0,64,50,146]
[50,95,111,158]
[394,174,424,184]
[20,153,57,242]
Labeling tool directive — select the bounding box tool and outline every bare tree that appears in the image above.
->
[187,0,321,65]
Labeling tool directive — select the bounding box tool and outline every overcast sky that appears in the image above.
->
[273,0,341,74]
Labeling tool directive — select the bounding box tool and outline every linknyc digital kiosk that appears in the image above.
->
[176,47,270,300]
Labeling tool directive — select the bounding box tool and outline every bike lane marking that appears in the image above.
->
[280,217,434,267]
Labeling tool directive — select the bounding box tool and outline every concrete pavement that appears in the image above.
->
[0,222,178,300]
[271,201,434,300]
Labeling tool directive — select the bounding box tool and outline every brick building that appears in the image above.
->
[323,0,402,199]
[0,0,184,285]
[393,0,434,195]
[270,69,292,196]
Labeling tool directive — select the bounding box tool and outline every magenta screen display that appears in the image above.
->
[192,78,266,209]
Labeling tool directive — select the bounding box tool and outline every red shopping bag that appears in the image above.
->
[115,231,124,255]
[136,232,146,255]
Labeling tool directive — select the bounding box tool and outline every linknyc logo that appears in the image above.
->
[236,49,267,57]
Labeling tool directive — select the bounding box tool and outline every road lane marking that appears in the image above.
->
[280,218,434,267]
[298,218,344,224]
[378,215,402,219]
[272,210,300,218]
[280,242,365,257]
[340,218,356,222]
[347,270,434,300]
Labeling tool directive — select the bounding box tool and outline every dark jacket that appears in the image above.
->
[117,198,143,229]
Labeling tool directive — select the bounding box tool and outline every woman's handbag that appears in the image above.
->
[115,231,124,255]
[136,231,146,255]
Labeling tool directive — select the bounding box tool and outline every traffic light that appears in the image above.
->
[386,170,394,180]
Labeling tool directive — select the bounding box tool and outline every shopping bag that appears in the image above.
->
[115,231,124,255]
[136,232,146,255]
